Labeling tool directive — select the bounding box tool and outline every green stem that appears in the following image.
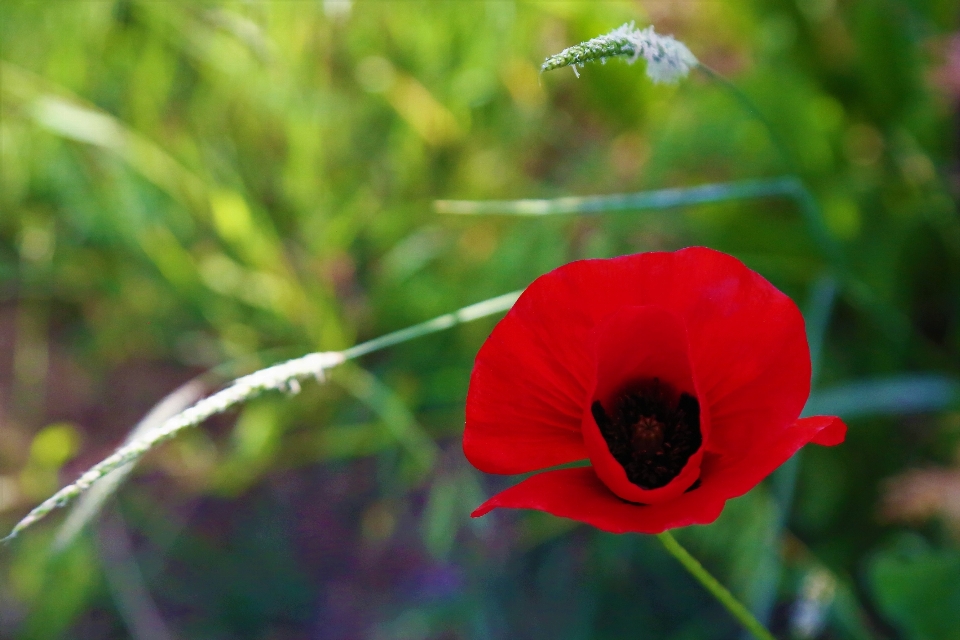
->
[696,64,795,173]
[342,291,520,359]
[699,64,924,355]
[696,64,843,269]
[657,531,777,640]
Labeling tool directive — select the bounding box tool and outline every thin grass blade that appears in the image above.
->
[805,375,960,419]
[435,177,803,216]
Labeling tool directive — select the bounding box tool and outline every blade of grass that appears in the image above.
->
[806,375,960,418]
[98,511,177,640]
[804,276,839,384]
[437,175,918,357]
[435,177,803,216]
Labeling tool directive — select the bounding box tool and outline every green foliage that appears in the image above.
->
[7,533,101,639]
[2,0,960,638]
[869,536,960,640]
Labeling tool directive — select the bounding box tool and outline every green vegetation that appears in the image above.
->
[2,1,959,638]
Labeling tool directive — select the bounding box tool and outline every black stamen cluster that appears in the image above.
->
[591,378,702,490]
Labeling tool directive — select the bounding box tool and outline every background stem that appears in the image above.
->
[657,531,778,640]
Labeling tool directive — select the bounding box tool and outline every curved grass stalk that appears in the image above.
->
[3,291,521,544]
[3,352,342,543]
[53,380,208,552]
[341,290,521,358]
[691,64,851,274]
[51,348,314,550]
[694,65,793,168]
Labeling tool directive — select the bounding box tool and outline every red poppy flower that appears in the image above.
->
[463,247,846,534]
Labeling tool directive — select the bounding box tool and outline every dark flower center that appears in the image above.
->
[591,378,702,490]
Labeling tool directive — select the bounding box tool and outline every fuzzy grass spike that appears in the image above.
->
[542,22,698,84]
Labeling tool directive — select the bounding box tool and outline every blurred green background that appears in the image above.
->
[2,1,960,638]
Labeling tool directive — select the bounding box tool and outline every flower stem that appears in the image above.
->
[656,531,777,640]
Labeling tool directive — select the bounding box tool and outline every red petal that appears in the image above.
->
[463,291,591,474]
[472,416,844,533]
[701,415,848,499]
[463,260,605,474]
[464,247,809,476]
[806,415,847,446]
[581,306,708,504]
[651,250,811,458]
[472,467,727,534]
